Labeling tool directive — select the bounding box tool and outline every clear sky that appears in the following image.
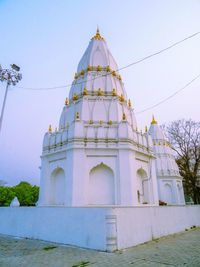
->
[0,0,200,186]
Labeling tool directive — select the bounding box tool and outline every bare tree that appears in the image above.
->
[164,119,200,204]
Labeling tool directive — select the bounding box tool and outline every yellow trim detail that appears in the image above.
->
[76,112,80,120]
[82,87,87,96]
[122,113,126,120]
[73,93,77,101]
[112,88,117,96]
[65,97,69,106]
[87,65,92,71]
[112,71,116,77]
[80,69,85,76]
[91,28,104,41]
[119,94,125,102]
[48,125,52,134]
[97,65,101,71]
[106,65,111,72]
[98,88,102,96]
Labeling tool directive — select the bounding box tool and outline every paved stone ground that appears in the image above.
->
[0,228,200,267]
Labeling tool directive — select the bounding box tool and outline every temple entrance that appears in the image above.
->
[50,168,65,205]
[89,163,115,205]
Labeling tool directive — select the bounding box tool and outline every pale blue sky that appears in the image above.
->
[0,0,200,185]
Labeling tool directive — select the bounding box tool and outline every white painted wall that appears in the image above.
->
[116,206,200,249]
[0,207,108,251]
[158,178,185,205]
[0,206,199,251]
[39,146,159,207]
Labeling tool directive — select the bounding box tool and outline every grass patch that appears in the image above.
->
[72,261,91,267]
[43,245,57,251]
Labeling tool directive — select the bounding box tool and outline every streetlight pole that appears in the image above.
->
[0,64,22,134]
[0,82,9,133]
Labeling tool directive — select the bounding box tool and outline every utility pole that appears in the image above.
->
[0,64,22,134]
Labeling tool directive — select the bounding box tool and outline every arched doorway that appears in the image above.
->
[136,168,149,204]
[89,163,115,205]
[50,168,65,205]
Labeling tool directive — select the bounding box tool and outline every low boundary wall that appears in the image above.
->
[0,205,199,251]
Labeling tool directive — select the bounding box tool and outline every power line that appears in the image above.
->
[15,31,200,91]
[136,73,200,114]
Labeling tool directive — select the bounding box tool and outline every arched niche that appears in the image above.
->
[136,168,149,204]
[163,183,173,204]
[88,163,115,205]
[50,167,65,205]
[177,182,184,204]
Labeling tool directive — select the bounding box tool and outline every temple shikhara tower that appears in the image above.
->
[38,29,185,207]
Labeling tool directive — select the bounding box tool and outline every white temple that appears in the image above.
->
[2,29,200,253]
[38,29,185,207]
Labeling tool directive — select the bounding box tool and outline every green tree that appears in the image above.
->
[0,186,15,206]
[13,181,39,206]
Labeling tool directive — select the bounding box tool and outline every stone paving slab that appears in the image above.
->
[0,228,200,267]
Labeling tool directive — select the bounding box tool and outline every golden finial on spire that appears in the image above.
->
[119,94,125,102]
[91,27,104,41]
[112,88,117,96]
[128,99,132,108]
[106,65,111,72]
[97,88,102,96]
[80,69,85,76]
[48,125,52,134]
[112,70,116,77]
[151,115,157,125]
[82,87,87,96]
[65,97,69,106]
[76,112,80,120]
[122,113,126,121]
[145,126,148,133]
[74,73,78,80]
[118,75,122,81]
[87,64,92,71]
[73,92,77,101]
[97,65,101,71]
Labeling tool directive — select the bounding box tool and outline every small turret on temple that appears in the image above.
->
[149,115,185,204]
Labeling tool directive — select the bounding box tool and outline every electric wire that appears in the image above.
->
[15,31,200,91]
[136,73,200,114]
